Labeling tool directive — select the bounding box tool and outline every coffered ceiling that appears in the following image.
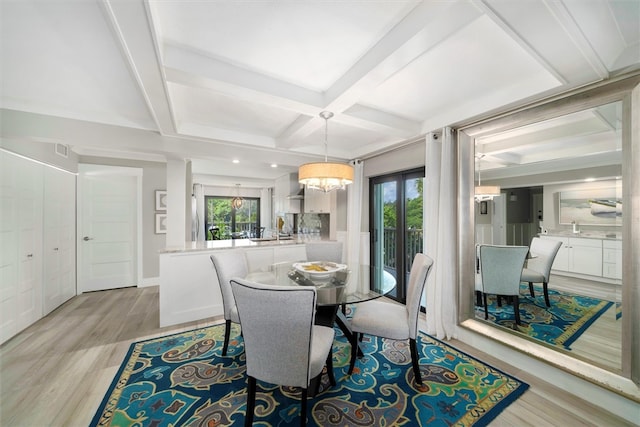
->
[1,0,639,185]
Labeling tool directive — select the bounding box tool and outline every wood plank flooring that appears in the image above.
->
[0,286,634,426]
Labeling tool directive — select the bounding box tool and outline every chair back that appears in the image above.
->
[479,245,529,296]
[406,253,434,339]
[527,237,563,281]
[230,277,317,388]
[210,251,248,321]
[305,241,343,263]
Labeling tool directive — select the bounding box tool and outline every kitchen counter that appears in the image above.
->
[161,237,305,253]
[541,230,621,240]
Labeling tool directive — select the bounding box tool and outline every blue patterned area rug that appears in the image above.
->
[476,284,614,349]
[91,324,528,427]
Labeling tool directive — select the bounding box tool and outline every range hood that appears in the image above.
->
[288,186,304,199]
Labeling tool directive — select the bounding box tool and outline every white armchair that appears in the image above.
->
[521,237,563,307]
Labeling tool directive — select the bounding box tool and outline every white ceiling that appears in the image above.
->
[1,0,639,186]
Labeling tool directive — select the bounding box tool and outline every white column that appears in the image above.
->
[166,159,188,247]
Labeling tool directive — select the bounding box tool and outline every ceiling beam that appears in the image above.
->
[102,0,176,135]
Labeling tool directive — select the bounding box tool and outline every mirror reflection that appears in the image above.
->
[473,101,622,372]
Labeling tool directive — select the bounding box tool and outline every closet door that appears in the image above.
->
[43,167,76,315]
[0,152,43,343]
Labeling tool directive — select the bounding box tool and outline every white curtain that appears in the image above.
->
[346,159,364,267]
[424,127,458,340]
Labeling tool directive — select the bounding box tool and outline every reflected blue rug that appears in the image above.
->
[91,324,528,426]
[476,284,614,349]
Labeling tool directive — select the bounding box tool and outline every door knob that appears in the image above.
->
[83,236,94,241]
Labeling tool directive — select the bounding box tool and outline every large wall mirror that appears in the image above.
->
[458,75,639,399]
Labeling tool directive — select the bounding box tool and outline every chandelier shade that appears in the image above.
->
[298,162,354,192]
[298,111,354,193]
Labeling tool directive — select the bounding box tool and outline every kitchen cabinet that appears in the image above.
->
[304,188,334,213]
[541,235,604,279]
[602,240,622,280]
[274,173,300,214]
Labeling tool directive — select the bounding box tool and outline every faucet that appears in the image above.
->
[571,220,580,234]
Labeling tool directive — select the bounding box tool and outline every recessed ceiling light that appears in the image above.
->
[271,163,278,168]
[232,159,239,164]
[584,177,595,182]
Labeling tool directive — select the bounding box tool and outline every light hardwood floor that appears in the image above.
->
[0,286,635,426]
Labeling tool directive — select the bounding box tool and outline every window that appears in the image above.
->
[204,196,260,239]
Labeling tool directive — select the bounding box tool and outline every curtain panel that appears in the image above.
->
[424,128,458,340]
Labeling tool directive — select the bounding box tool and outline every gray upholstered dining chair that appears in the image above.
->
[347,253,434,385]
[521,237,563,307]
[477,245,529,327]
[210,251,248,356]
[230,277,335,427]
[305,241,343,263]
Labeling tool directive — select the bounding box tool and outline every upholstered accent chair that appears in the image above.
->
[305,241,343,263]
[230,278,335,427]
[210,251,248,356]
[477,245,529,327]
[347,253,434,385]
[521,237,563,307]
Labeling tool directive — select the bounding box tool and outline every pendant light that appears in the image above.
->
[475,153,501,202]
[231,184,243,209]
[298,111,354,192]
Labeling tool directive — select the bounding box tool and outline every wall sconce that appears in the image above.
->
[509,192,517,202]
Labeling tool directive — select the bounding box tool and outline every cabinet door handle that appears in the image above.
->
[26,253,33,258]
[83,236,94,241]
[53,247,59,251]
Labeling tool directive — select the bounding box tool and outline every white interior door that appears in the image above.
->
[0,151,43,343]
[78,165,141,293]
[492,195,506,245]
[43,167,76,314]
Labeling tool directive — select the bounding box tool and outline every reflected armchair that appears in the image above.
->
[477,245,529,327]
[521,237,563,307]
[230,278,335,427]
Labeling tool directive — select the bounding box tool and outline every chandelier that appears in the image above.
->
[298,111,354,192]
[475,153,501,202]
[231,184,243,209]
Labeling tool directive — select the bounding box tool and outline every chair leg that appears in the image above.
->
[543,281,550,307]
[529,282,535,297]
[475,290,483,306]
[300,388,308,427]
[513,295,521,326]
[410,338,422,385]
[326,351,336,386]
[483,294,488,320]
[348,332,359,374]
[245,376,256,427]
[223,319,231,356]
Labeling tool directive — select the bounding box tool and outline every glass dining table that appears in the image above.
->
[245,261,396,334]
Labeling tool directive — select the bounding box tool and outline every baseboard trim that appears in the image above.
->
[140,277,159,288]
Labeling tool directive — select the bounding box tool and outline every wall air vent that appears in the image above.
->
[55,143,69,158]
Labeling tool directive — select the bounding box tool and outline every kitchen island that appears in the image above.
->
[159,237,314,327]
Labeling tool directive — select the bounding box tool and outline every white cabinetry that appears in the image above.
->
[1,152,77,344]
[274,173,300,214]
[602,240,622,280]
[542,235,612,281]
[303,189,334,213]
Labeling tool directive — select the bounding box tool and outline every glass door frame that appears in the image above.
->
[370,167,425,304]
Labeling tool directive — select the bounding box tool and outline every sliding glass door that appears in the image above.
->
[204,196,260,239]
[370,168,424,304]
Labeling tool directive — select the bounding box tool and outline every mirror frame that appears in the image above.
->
[457,74,640,401]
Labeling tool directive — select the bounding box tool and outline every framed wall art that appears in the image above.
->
[155,190,167,211]
[155,213,167,234]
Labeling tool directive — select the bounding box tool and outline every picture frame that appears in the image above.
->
[155,213,167,234]
[155,190,167,211]
[480,201,488,215]
[558,187,621,226]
